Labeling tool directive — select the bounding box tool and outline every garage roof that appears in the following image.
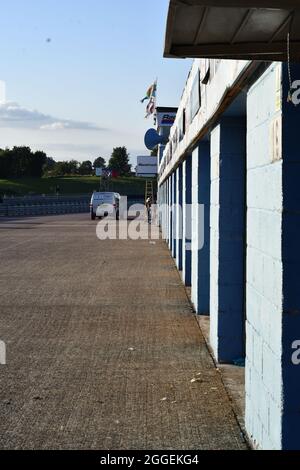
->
[164,0,300,61]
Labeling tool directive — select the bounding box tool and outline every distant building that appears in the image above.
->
[135,156,157,178]
[155,106,178,166]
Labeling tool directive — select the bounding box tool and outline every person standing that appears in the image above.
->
[146,197,152,224]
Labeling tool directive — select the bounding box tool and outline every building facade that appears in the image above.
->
[158,58,300,450]
[135,156,157,178]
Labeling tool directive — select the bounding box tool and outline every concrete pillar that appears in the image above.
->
[165,181,168,240]
[160,182,167,240]
[168,175,172,250]
[191,141,211,314]
[165,177,169,245]
[182,156,192,286]
[164,181,168,241]
[158,184,162,233]
[210,117,246,363]
[171,171,177,259]
[160,183,163,238]
[176,164,183,271]
[246,62,300,450]
[162,183,165,239]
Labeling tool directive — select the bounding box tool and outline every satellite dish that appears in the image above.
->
[144,128,165,150]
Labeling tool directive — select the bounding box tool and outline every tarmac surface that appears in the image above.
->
[0,214,247,450]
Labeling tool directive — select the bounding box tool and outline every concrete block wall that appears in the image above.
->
[198,142,211,316]
[159,182,167,240]
[167,177,170,245]
[191,141,210,314]
[168,176,173,250]
[210,126,220,357]
[165,181,168,241]
[210,117,246,363]
[161,182,165,239]
[158,185,162,232]
[176,164,183,271]
[191,146,200,310]
[165,180,169,243]
[246,63,283,450]
[172,171,177,259]
[158,59,300,450]
[246,62,300,450]
[182,157,192,286]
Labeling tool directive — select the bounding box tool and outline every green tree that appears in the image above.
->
[0,146,46,178]
[29,151,47,177]
[11,146,32,177]
[51,159,81,176]
[0,149,11,178]
[43,157,56,176]
[68,160,79,175]
[78,160,93,175]
[93,157,106,170]
[108,147,131,176]
[51,162,67,177]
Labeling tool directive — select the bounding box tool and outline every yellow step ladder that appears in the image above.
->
[145,180,154,205]
[145,180,154,223]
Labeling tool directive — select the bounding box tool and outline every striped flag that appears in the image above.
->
[140,81,157,103]
[145,99,155,118]
[141,80,157,119]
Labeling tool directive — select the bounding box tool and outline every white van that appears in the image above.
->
[90,192,120,221]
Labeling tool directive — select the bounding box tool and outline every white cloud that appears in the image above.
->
[40,122,69,131]
[0,101,105,131]
[44,142,106,155]
[40,121,101,131]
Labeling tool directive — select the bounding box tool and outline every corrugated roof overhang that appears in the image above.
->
[164,0,300,61]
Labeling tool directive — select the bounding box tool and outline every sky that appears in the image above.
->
[0,0,192,166]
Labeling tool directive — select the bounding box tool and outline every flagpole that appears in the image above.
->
[154,77,158,125]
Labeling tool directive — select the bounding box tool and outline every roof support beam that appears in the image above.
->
[268,12,294,43]
[193,7,209,45]
[164,2,178,56]
[170,41,300,60]
[230,9,252,44]
[174,0,300,9]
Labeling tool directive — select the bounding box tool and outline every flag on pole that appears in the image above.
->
[140,82,157,103]
[140,80,157,119]
[145,99,155,118]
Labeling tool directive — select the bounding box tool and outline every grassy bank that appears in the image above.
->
[0,176,156,197]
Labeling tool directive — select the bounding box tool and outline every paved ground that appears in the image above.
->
[0,214,247,450]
